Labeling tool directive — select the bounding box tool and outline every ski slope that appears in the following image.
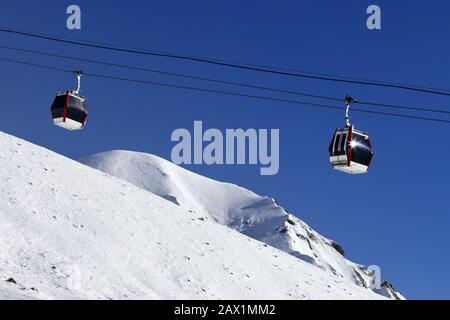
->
[0,131,398,299]
[81,150,403,300]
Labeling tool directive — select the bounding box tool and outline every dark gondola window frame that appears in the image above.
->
[50,94,68,120]
[66,93,88,124]
[350,131,373,167]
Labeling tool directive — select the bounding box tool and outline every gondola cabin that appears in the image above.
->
[51,91,88,130]
[329,125,373,174]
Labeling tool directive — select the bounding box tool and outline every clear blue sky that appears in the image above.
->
[0,1,449,299]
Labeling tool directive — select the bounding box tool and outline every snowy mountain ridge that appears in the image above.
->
[0,131,401,299]
[81,150,403,300]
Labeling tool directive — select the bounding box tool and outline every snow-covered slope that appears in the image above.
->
[81,150,404,300]
[0,131,396,299]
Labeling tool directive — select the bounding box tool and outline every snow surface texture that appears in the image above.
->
[0,131,401,299]
[81,150,403,300]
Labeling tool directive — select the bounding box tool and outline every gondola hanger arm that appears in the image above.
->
[73,70,82,95]
[345,95,356,127]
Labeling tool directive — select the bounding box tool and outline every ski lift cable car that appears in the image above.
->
[328,96,374,174]
[51,71,88,130]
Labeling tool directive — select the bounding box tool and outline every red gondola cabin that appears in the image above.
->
[51,91,88,130]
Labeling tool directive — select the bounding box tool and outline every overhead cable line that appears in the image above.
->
[1,43,450,116]
[1,27,450,97]
[1,56,450,124]
[0,30,403,86]
[0,44,341,102]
